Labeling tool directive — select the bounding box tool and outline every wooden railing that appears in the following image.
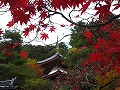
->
[0,77,18,90]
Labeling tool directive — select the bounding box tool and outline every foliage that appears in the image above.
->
[3,30,22,44]
[0,64,36,86]
[27,42,68,61]
[95,70,119,86]
[83,22,120,75]
[0,0,119,75]
[27,45,55,61]
[66,46,92,69]
[61,19,120,90]
[21,78,54,90]
[0,30,27,64]
[0,31,56,90]
[26,58,44,77]
[69,22,87,48]
[0,0,120,90]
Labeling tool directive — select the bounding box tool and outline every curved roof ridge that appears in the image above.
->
[37,53,65,64]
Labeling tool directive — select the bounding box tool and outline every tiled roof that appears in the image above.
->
[37,53,65,64]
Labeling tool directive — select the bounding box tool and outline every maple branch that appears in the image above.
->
[48,30,84,45]
[68,9,74,21]
[47,9,120,28]
[23,31,39,44]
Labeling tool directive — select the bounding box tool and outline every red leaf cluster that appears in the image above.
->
[51,0,85,10]
[80,1,91,14]
[49,26,56,33]
[7,21,15,27]
[95,1,111,19]
[84,29,93,40]
[40,33,49,40]
[84,23,120,74]
[20,50,27,59]
[11,9,30,25]
[3,49,10,57]
[23,24,36,37]
[40,11,48,20]
[12,43,19,48]
[0,30,3,35]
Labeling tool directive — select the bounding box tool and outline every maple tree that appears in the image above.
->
[0,0,120,89]
[0,0,119,40]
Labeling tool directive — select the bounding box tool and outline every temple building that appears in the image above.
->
[37,44,67,80]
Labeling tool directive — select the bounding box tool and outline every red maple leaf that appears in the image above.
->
[95,1,111,19]
[40,11,48,20]
[88,52,103,63]
[7,21,15,27]
[40,33,49,40]
[94,38,106,49]
[52,0,70,10]
[4,44,11,49]
[88,53,96,62]
[80,1,90,14]
[23,28,30,37]
[5,51,10,57]
[39,21,48,28]
[3,49,10,57]
[84,29,92,39]
[20,50,27,59]
[29,24,36,30]
[49,26,55,33]
[110,31,119,39]
[0,30,3,35]
[83,59,89,66]
[12,43,19,48]
[24,5,36,15]
[34,0,44,11]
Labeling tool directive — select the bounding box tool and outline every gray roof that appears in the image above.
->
[37,53,66,64]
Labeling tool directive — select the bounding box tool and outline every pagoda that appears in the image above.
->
[37,43,67,80]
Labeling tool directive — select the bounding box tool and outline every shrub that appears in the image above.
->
[22,78,54,90]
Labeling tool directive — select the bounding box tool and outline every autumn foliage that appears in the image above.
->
[83,23,120,75]
[95,70,119,86]
[27,58,44,77]
[0,0,120,89]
